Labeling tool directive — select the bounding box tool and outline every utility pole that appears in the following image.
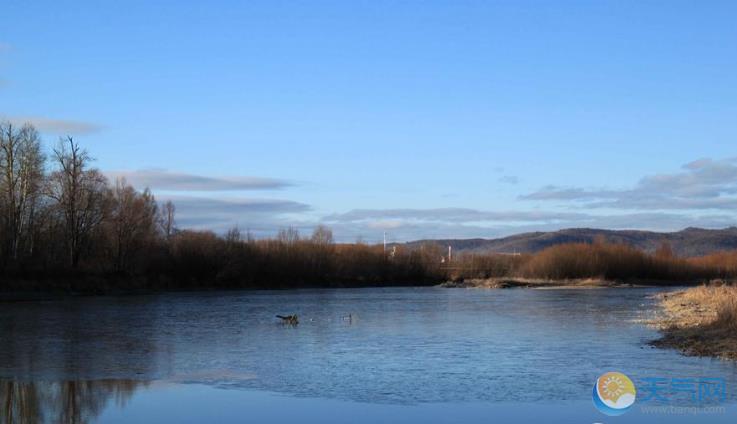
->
[383,231,387,254]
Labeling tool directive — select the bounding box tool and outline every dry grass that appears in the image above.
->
[440,277,619,289]
[689,251,737,279]
[714,287,737,332]
[652,284,737,360]
[452,241,723,284]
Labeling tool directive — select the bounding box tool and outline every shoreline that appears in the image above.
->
[439,278,681,289]
[0,276,699,301]
[649,285,737,360]
[0,281,439,301]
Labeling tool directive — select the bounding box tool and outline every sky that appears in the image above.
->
[2,0,737,242]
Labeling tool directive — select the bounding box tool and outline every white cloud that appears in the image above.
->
[159,195,311,235]
[521,157,737,210]
[324,208,589,224]
[2,115,102,135]
[106,169,292,191]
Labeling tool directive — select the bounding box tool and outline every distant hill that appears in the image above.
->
[402,227,737,257]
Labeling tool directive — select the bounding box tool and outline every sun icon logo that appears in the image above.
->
[602,374,627,398]
[592,372,636,416]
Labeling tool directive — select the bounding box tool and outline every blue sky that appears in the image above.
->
[2,0,737,241]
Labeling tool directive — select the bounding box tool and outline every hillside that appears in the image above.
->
[403,227,737,258]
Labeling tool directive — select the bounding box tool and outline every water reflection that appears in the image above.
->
[0,379,145,424]
[0,296,167,381]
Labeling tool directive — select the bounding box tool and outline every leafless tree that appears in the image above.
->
[160,200,176,239]
[225,224,242,245]
[310,225,333,245]
[47,137,109,268]
[107,178,158,271]
[277,226,300,245]
[0,122,45,262]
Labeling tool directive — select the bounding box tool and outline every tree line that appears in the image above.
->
[0,122,165,275]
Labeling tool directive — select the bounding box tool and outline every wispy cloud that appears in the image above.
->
[1,115,102,135]
[158,195,311,234]
[106,169,292,191]
[324,208,589,224]
[521,157,737,210]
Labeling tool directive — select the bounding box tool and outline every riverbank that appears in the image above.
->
[650,284,737,360]
[440,278,663,289]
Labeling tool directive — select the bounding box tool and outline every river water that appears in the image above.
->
[1,287,736,422]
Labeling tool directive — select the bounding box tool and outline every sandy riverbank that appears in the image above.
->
[650,284,737,360]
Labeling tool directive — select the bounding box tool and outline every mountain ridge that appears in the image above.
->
[401,227,737,257]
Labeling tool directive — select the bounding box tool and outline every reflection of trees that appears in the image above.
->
[0,297,166,381]
[1,379,144,424]
[1,381,41,423]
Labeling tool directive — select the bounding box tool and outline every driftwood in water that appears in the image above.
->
[276,314,299,325]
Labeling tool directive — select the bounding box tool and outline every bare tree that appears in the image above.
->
[160,200,176,239]
[47,137,109,268]
[107,178,158,272]
[225,224,242,244]
[277,226,300,245]
[0,122,45,262]
[310,225,333,245]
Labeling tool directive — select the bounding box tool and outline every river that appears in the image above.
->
[1,287,736,422]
